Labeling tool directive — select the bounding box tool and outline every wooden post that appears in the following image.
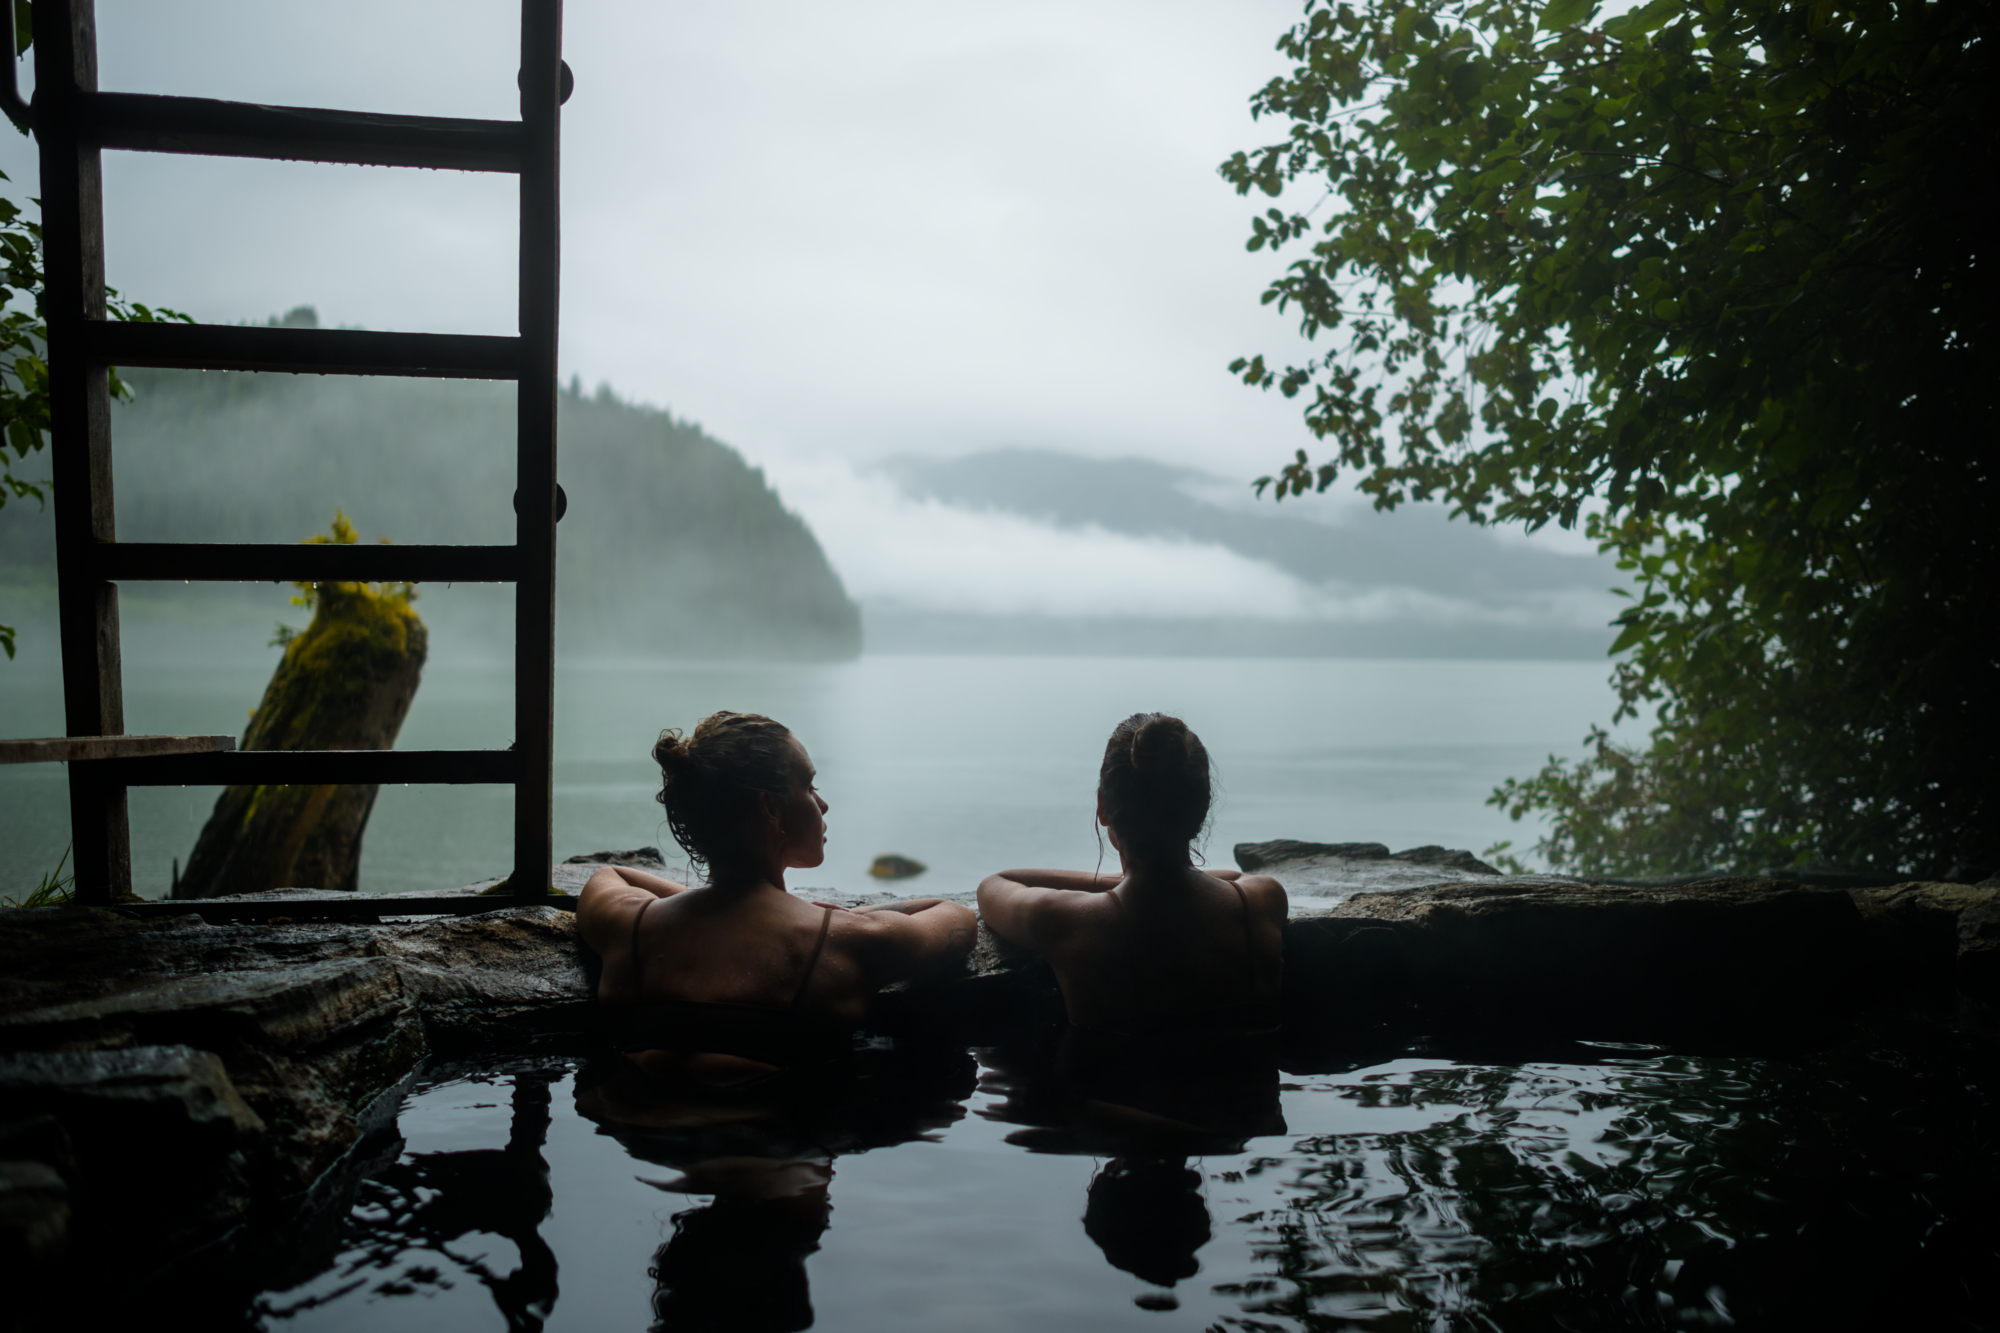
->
[36,0,129,906]
[514,0,562,903]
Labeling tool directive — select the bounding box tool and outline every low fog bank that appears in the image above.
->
[864,610,1615,660]
[770,448,1620,660]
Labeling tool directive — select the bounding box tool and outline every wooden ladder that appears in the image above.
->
[20,0,566,916]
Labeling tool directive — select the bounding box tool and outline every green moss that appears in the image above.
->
[178,512,430,896]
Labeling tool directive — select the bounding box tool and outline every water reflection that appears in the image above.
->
[243,1023,2000,1333]
[980,1027,1289,1310]
[645,1160,830,1333]
[980,1027,1287,1159]
[261,1061,564,1330]
[1216,1024,2000,1331]
[576,1040,976,1332]
[1084,1157,1211,1298]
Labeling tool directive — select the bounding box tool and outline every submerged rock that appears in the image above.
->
[869,855,928,881]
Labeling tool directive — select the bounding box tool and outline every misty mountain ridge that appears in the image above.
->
[0,308,860,661]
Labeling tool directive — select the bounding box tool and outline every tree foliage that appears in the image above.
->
[1224,0,1995,876]
[2,183,187,659]
[2,6,189,656]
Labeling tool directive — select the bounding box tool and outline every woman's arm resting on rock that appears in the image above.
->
[988,869,1123,893]
[855,900,978,982]
[601,865,693,898]
[576,866,693,964]
[977,872,1108,952]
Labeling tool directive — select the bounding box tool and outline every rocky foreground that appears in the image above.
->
[1,844,1993,1300]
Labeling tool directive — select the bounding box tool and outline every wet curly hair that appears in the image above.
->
[1097,712,1213,861]
[652,711,796,879]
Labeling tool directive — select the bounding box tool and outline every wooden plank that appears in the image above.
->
[40,0,131,906]
[109,894,578,923]
[0,735,236,765]
[87,322,522,380]
[90,542,520,584]
[103,748,523,787]
[513,0,564,906]
[81,92,524,172]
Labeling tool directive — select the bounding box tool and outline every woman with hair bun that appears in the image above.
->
[578,711,976,1084]
[978,713,1287,1035]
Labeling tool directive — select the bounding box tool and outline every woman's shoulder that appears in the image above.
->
[1200,868,1288,925]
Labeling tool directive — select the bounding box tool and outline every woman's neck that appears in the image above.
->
[1115,846,1195,879]
[704,862,786,895]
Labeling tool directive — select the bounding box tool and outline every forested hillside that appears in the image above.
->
[0,317,860,661]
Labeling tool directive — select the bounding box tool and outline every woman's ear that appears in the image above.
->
[757,790,784,831]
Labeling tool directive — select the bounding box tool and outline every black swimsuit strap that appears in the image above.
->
[1229,879,1257,988]
[790,905,834,1012]
[630,896,833,1010]
[628,895,656,995]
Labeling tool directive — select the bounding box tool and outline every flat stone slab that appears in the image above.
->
[0,958,409,1055]
[0,1045,264,1140]
[1281,872,1999,1035]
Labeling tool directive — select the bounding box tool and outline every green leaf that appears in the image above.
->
[1538,0,1596,32]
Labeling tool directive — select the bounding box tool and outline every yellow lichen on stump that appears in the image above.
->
[176,513,428,898]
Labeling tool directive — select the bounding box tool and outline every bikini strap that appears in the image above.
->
[790,905,835,1012]
[628,895,657,997]
[1230,879,1258,986]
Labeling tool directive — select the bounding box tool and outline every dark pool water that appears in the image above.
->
[243,1021,2000,1333]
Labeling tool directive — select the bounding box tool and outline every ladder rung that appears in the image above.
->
[88,321,523,379]
[104,749,523,786]
[110,895,580,923]
[83,92,523,172]
[91,543,521,584]
[0,734,236,765]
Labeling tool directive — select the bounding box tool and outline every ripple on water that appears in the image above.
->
[247,1023,2000,1333]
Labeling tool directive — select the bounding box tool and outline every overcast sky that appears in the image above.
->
[4,1,1322,467]
[1,1,1600,625]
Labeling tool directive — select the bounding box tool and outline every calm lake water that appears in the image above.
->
[0,654,1632,902]
[227,1021,2000,1333]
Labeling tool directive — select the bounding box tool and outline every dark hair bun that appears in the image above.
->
[1131,715,1195,771]
[1098,713,1212,858]
[653,711,796,879]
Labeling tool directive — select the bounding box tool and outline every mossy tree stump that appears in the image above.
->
[177,516,427,898]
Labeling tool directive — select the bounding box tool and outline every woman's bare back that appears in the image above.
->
[982,867,1287,1033]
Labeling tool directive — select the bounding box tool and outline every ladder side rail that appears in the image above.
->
[513,0,563,905]
[38,0,129,905]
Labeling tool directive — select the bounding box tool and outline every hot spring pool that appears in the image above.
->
[223,1020,1999,1333]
